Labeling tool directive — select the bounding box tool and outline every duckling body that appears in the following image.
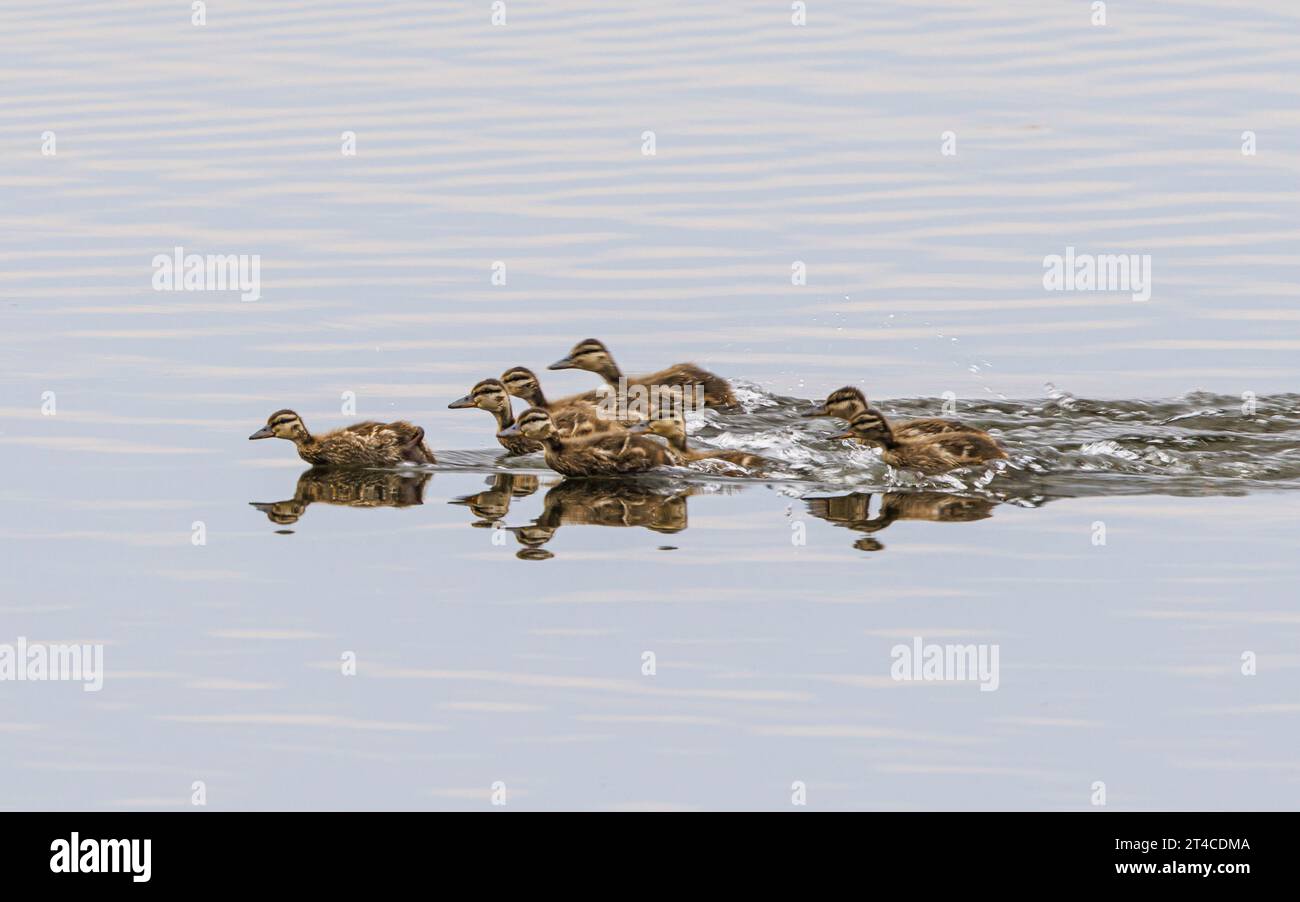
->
[630,411,771,473]
[804,386,975,440]
[449,379,541,455]
[548,339,736,408]
[837,408,1006,475]
[837,410,1008,478]
[499,407,680,477]
[249,410,435,467]
[499,367,627,438]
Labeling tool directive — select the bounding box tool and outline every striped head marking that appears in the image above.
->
[548,338,612,373]
[450,379,509,411]
[501,406,555,441]
[250,409,306,441]
[805,386,869,420]
[500,367,543,401]
[841,409,889,441]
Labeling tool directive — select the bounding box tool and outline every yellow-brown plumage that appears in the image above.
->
[499,407,680,477]
[499,366,628,438]
[248,409,435,467]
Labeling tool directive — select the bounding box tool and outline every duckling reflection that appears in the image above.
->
[250,467,431,526]
[448,474,540,528]
[803,491,997,551]
[506,478,696,559]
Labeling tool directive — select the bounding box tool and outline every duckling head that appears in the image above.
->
[834,409,891,444]
[548,338,615,377]
[627,409,686,442]
[803,386,869,420]
[498,406,555,441]
[249,409,308,442]
[500,367,545,404]
[449,379,511,413]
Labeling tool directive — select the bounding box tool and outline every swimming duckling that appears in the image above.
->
[448,379,541,455]
[834,408,1006,474]
[249,410,435,467]
[499,366,628,438]
[498,407,680,477]
[548,338,737,408]
[803,386,976,439]
[628,409,771,473]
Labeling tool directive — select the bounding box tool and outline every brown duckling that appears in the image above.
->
[499,366,628,438]
[835,408,1006,475]
[628,409,772,473]
[803,386,976,439]
[448,379,541,455]
[548,338,737,408]
[498,407,680,477]
[249,410,435,467]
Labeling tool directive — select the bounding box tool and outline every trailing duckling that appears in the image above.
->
[548,338,737,408]
[499,366,628,437]
[448,378,541,455]
[803,386,976,439]
[835,408,1006,475]
[498,407,680,477]
[628,409,772,473]
[249,410,435,467]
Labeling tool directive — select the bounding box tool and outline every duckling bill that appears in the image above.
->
[249,409,435,467]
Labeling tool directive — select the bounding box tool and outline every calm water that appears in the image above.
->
[2,0,1298,810]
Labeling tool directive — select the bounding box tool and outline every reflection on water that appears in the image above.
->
[251,467,431,527]
[804,492,998,552]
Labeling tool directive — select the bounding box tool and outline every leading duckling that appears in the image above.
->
[835,408,1006,474]
[804,386,976,439]
[498,407,680,477]
[628,409,772,473]
[249,410,435,467]
[548,338,737,408]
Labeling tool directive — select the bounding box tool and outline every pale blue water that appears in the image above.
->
[1,0,1298,810]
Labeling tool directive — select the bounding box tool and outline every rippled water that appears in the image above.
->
[2,0,1299,810]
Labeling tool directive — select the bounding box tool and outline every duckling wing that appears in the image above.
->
[894,417,978,439]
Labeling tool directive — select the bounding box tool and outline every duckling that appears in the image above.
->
[803,386,977,439]
[248,410,435,467]
[548,338,737,408]
[448,379,541,455]
[499,366,628,438]
[628,409,772,473]
[498,407,680,477]
[835,408,1006,474]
